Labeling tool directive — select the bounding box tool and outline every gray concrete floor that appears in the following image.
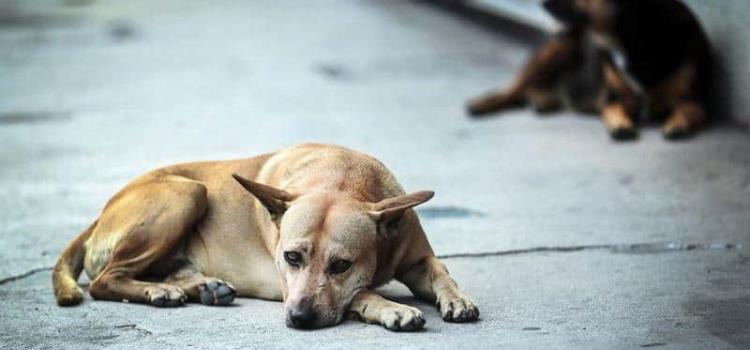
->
[1,0,749,349]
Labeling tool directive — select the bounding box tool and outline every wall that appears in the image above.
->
[683,0,750,124]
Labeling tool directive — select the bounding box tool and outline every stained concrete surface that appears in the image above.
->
[0,0,749,349]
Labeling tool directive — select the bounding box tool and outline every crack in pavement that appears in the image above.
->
[0,242,742,284]
[114,324,153,336]
[103,303,155,337]
[437,242,743,259]
[89,303,159,343]
[0,266,53,285]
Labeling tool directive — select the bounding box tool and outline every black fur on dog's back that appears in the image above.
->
[612,0,711,97]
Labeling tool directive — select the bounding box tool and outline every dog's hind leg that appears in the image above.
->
[397,256,479,323]
[164,264,237,306]
[526,86,563,113]
[466,29,580,117]
[88,176,208,307]
[466,86,526,117]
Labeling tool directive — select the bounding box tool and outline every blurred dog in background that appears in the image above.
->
[467,0,712,141]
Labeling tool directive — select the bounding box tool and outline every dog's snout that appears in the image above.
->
[287,306,318,329]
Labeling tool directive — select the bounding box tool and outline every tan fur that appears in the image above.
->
[649,63,697,111]
[662,101,707,137]
[52,143,478,331]
[52,221,96,306]
[467,31,578,115]
[602,103,636,138]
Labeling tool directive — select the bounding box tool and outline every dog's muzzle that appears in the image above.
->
[286,305,319,329]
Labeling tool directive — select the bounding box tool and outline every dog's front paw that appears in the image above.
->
[145,284,187,307]
[608,125,638,141]
[439,296,479,323]
[662,117,695,140]
[379,304,426,332]
[199,280,237,306]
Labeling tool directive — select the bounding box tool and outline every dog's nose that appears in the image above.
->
[287,307,318,329]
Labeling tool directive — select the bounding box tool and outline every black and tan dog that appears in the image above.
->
[53,143,478,331]
[467,0,712,140]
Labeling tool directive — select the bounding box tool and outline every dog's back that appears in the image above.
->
[605,0,711,99]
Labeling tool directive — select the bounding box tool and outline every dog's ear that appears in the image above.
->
[368,191,434,238]
[232,174,297,223]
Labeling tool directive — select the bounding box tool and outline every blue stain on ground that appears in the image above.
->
[418,206,486,219]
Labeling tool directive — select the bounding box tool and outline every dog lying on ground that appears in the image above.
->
[52,143,479,331]
[467,0,712,140]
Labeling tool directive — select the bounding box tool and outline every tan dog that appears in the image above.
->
[52,143,478,331]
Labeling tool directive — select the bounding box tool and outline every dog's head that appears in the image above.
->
[543,0,632,29]
[233,174,433,329]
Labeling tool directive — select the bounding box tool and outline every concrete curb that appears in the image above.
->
[430,0,554,43]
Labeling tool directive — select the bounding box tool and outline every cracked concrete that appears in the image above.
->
[437,242,744,260]
[0,267,52,285]
[1,242,738,286]
[1,0,749,349]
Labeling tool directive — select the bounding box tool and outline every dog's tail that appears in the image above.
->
[52,220,96,306]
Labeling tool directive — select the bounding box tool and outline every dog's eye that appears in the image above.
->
[328,259,352,275]
[284,251,302,267]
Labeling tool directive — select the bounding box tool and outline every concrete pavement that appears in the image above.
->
[1,0,749,348]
